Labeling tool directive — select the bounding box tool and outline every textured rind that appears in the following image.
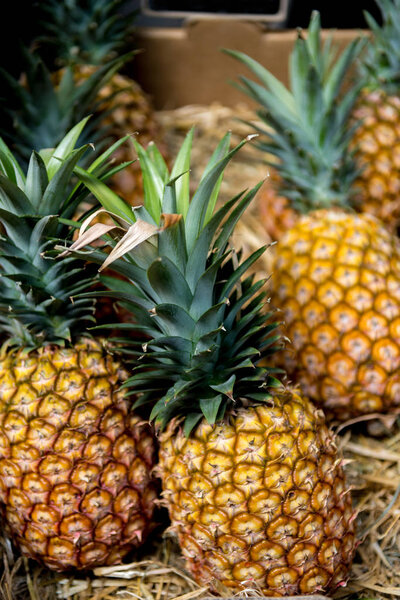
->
[158,391,355,596]
[258,170,299,242]
[273,209,400,420]
[0,338,158,571]
[352,89,400,233]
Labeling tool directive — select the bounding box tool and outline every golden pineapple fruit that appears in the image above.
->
[0,338,158,571]
[274,210,400,420]
[352,90,400,233]
[158,390,355,596]
[349,0,400,233]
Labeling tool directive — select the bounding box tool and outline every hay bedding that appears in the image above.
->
[1,103,400,600]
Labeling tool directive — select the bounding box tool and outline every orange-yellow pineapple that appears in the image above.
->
[0,127,158,570]
[159,391,355,595]
[275,210,400,420]
[65,127,357,594]
[227,15,400,420]
[0,340,157,570]
[351,0,400,233]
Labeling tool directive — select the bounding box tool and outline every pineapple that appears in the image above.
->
[351,0,400,233]
[64,129,356,595]
[0,49,126,168]
[37,0,167,206]
[247,20,364,243]
[228,13,400,421]
[0,122,158,571]
[0,50,138,324]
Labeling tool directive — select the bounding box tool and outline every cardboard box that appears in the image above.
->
[130,20,364,109]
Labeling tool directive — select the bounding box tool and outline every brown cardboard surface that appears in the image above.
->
[130,20,365,109]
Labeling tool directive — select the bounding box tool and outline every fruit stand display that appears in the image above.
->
[2,1,400,599]
[0,100,397,600]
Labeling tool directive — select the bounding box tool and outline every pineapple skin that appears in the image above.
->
[273,209,400,420]
[158,390,355,596]
[258,170,299,241]
[0,338,158,571]
[352,89,400,233]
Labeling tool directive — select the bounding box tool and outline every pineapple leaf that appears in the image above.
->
[46,117,91,180]
[161,179,178,215]
[170,128,193,218]
[201,132,231,224]
[0,139,26,187]
[226,10,365,211]
[324,37,366,106]
[147,142,169,183]
[153,303,196,338]
[200,395,223,425]
[209,374,236,399]
[64,129,284,429]
[305,11,322,70]
[133,139,164,224]
[29,216,59,259]
[133,206,158,225]
[189,255,227,320]
[146,335,193,355]
[185,192,245,291]
[87,134,134,175]
[38,146,88,215]
[147,257,193,309]
[74,165,136,223]
[223,48,297,114]
[183,413,204,437]
[219,246,267,300]
[99,220,159,272]
[192,301,227,340]
[213,182,263,260]
[25,152,49,210]
[0,175,33,216]
[185,136,251,253]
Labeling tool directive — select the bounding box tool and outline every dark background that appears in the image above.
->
[287,1,381,27]
[1,1,382,77]
[136,0,382,27]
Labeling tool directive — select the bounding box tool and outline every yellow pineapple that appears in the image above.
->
[159,391,355,594]
[351,0,400,233]
[65,128,357,594]
[228,13,400,420]
[275,210,400,420]
[0,123,158,570]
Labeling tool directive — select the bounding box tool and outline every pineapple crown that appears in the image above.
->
[0,119,129,348]
[62,130,284,433]
[0,49,131,169]
[224,12,365,214]
[37,0,136,68]
[360,0,400,92]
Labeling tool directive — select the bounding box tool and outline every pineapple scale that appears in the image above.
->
[273,209,400,420]
[352,89,400,233]
[0,338,158,571]
[158,391,355,596]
